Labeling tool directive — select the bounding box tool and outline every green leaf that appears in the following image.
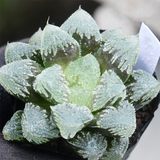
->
[33,64,70,105]
[5,42,43,66]
[61,7,101,56]
[2,110,24,141]
[29,28,43,48]
[101,28,123,41]
[89,70,126,112]
[0,59,49,107]
[41,24,80,69]
[100,137,129,160]
[64,54,100,107]
[68,131,107,160]
[126,70,160,110]
[97,101,136,138]
[51,103,94,139]
[96,35,140,82]
[22,103,59,144]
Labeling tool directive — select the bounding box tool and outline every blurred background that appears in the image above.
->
[0,0,160,160]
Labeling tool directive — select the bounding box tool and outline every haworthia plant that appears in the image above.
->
[0,7,160,160]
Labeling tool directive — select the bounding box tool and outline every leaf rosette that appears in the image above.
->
[0,7,160,160]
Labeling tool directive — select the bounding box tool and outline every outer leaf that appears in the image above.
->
[0,59,45,105]
[96,35,139,82]
[64,54,100,107]
[101,28,123,41]
[29,28,43,48]
[33,64,69,105]
[89,69,126,112]
[2,110,24,141]
[97,101,136,138]
[51,103,94,139]
[61,7,101,56]
[126,70,160,110]
[68,131,107,160]
[5,42,43,66]
[41,24,80,68]
[22,103,59,144]
[100,138,129,160]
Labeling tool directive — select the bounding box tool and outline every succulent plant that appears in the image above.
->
[0,7,160,160]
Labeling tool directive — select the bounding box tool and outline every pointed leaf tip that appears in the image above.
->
[89,69,126,112]
[97,101,136,138]
[41,24,80,68]
[96,35,140,82]
[126,70,160,110]
[34,64,70,104]
[61,8,101,55]
[22,103,59,144]
[2,110,24,141]
[51,103,94,139]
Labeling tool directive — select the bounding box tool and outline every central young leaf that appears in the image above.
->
[64,54,100,107]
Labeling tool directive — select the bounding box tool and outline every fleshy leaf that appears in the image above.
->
[5,42,43,66]
[29,28,43,48]
[2,110,24,141]
[0,59,40,102]
[51,103,94,139]
[68,131,107,160]
[100,137,129,160]
[96,35,140,82]
[101,28,123,41]
[64,54,100,107]
[41,24,80,69]
[97,101,136,138]
[61,7,101,56]
[22,103,59,144]
[33,64,70,104]
[126,70,160,110]
[89,69,126,112]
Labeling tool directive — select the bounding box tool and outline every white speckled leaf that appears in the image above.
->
[96,35,139,82]
[51,103,94,139]
[41,24,80,68]
[101,28,123,41]
[100,137,129,160]
[0,59,45,104]
[22,103,59,144]
[29,28,43,48]
[5,42,43,66]
[89,70,126,112]
[68,131,107,160]
[61,7,101,56]
[64,54,100,107]
[97,101,136,138]
[2,110,24,141]
[33,64,70,104]
[126,70,160,110]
